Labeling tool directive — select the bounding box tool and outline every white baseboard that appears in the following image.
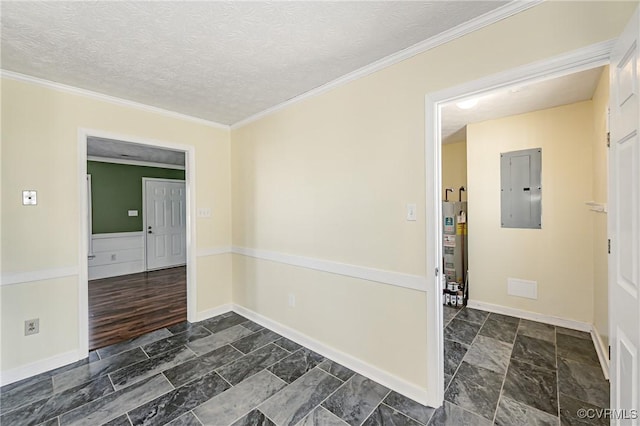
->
[231,304,429,406]
[591,325,610,380]
[466,300,592,331]
[196,303,233,322]
[0,350,83,386]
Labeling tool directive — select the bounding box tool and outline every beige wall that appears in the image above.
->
[592,66,610,346]
[442,140,467,200]
[1,79,232,371]
[231,1,634,393]
[467,101,595,322]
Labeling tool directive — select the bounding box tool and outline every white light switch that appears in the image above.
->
[22,190,37,205]
[197,208,212,218]
[406,203,417,221]
[128,210,138,217]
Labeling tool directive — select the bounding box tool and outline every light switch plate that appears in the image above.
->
[406,203,417,221]
[197,208,212,218]
[22,190,37,205]
[128,210,138,217]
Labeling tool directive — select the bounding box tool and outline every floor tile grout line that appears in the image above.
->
[125,412,133,425]
[379,402,429,426]
[491,322,518,425]
[356,389,393,426]
[190,409,205,425]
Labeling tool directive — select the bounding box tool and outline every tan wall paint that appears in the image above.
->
[231,1,634,391]
[592,66,610,346]
[467,101,595,322]
[442,141,467,200]
[1,79,232,371]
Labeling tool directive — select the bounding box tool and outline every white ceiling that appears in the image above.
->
[88,137,185,166]
[441,66,605,143]
[2,1,509,126]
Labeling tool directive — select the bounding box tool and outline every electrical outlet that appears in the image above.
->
[25,318,39,336]
[111,254,117,261]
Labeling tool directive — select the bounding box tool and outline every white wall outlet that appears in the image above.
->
[197,208,212,218]
[25,318,39,336]
[406,203,417,221]
[288,293,296,307]
[22,190,37,205]
[111,254,117,261]
[128,210,139,217]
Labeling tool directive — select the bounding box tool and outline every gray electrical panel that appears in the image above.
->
[500,148,542,229]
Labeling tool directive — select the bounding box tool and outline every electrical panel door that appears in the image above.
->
[500,148,542,229]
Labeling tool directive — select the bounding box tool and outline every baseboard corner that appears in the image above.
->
[195,303,233,322]
[0,349,84,387]
[590,325,610,381]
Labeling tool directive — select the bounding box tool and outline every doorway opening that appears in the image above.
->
[78,130,198,355]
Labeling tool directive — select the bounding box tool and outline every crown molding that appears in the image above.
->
[1,70,230,131]
[230,0,543,130]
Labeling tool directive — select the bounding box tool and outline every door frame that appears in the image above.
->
[424,41,613,407]
[142,177,187,271]
[77,128,198,358]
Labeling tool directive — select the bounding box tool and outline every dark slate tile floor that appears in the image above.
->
[0,308,609,426]
[439,306,610,425]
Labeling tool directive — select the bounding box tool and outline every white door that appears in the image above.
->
[145,179,186,270]
[610,6,640,423]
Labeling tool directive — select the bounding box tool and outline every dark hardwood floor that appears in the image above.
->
[88,266,187,350]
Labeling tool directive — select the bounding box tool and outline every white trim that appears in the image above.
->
[231,246,426,292]
[424,40,615,409]
[88,155,185,170]
[467,300,592,332]
[0,267,79,286]
[92,231,145,239]
[0,350,83,386]
[196,304,233,322]
[2,70,229,130]
[232,304,429,405]
[196,246,232,257]
[230,0,541,130]
[591,325,611,381]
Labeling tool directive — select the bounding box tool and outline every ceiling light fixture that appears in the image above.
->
[456,99,478,110]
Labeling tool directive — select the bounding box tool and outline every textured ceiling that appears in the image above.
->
[88,137,185,166]
[2,1,507,125]
[441,66,605,144]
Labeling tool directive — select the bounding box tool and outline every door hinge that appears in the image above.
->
[435,267,439,277]
[608,345,611,360]
[607,132,610,148]
[608,238,611,254]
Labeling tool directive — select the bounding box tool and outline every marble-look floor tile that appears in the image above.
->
[502,358,558,416]
[444,374,453,390]
[127,371,230,426]
[260,368,342,426]
[110,345,196,390]
[166,411,202,426]
[559,393,608,426]
[1,376,114,426]
[164,344,243,388]
[362,404,422,426]
[167,322,195,335]
[445,362,502,421]
[557,357,609,408]
[427,401,492,426]
[444,339,468,376]
[268,348,324,383]
[0,376,53,415]
[97,329,172,359]
[494,396,559,426]
[443,306,459,327]
[444,319,481,345]
[463,335,512,375]
[478,316,518,344]
[231,409,276,426]
[487,312,520,325]
[52,348,147,393]
[142,326,212,358]
[241,320,264,332]
[193,370,286,425]
[322,373,390,426]
[217,343,289,385]
[517,320,555,343]
[274,337,302,353]
[102,415,131,426]
[556,327,591,340]
[199,312,248,334]
[39,418,61,426]
[455,308,489,325]
[557,333,599,367]
[318,360,355,382]
[383,391,434,424]
[231,329,283,354]
[59,374,172,426]
[186,324,254,356]
[511,334,556,371]
[298,406,349,426]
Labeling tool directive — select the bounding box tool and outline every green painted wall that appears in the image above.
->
[88,161,185,234]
